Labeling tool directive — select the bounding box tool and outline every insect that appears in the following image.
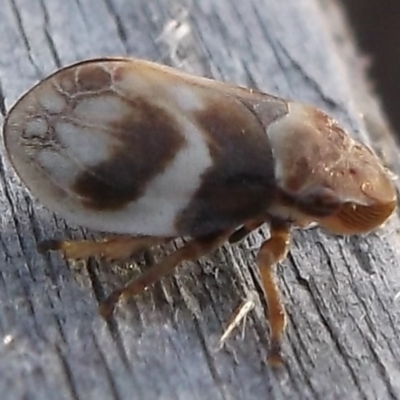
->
[3,58,397,366]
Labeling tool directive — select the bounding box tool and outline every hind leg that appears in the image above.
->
[39,236,171,261]
[100,230,233,318]
[228,219,265,243]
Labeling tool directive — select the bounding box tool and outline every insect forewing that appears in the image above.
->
[4,59,280,237]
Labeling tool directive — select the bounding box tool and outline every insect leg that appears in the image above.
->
[228,219,265,243]
[257,221,291,366]
[99,230,233,319]
[38,236,169,261]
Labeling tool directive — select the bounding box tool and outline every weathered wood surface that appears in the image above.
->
[1,0,400,399]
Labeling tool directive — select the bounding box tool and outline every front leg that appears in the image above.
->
[257,221,291,366]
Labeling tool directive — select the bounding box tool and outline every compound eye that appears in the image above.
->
[318,200,397,234]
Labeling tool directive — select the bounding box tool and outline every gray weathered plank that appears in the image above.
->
[0,0,400,399]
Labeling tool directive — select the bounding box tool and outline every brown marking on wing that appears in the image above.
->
[176,95,277,237]
[76,64,112,92]
[72,97,185,211]
[55,64,112,96]
[236,92,288,129]
[113,64,131,82]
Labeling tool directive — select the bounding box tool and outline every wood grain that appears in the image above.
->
[1,0,399,399]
